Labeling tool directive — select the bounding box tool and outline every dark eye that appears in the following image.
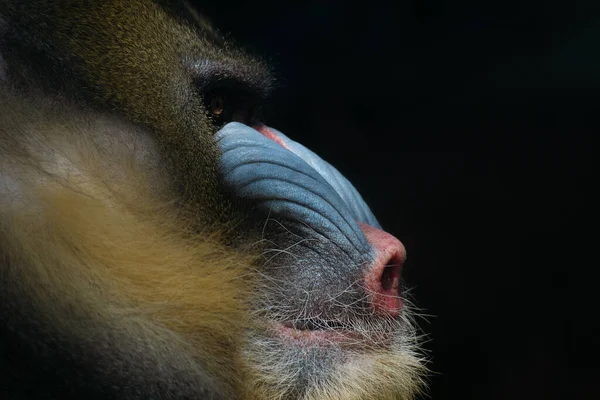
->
[210,94,225,117]
[206,88,262,126]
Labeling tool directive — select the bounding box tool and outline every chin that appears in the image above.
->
[239,307,426,400]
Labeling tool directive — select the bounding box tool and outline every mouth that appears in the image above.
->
[272,318,394,348]
[274,320,361,345]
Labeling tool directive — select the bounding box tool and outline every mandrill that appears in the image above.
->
[0,1,426,399]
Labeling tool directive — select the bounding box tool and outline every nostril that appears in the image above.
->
[360,223,406,317]
[370,254,402,315]
[380,263,400,293]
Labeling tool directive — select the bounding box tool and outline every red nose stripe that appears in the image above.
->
[360,223,406,317]
[254,123,290,149]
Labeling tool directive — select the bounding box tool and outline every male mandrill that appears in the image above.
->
[0,1,425,399]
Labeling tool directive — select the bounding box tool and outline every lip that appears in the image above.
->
[272,321,394,348]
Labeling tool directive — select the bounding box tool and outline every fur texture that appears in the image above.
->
[0,2,426,399]
[0,94,256,398]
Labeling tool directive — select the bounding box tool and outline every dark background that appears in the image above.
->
[193,1,596,399]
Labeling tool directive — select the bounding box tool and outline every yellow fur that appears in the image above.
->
[238,345,426,400]
[0,117,257,393]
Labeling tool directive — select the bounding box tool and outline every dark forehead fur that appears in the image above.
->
[0,0,272,220]
[0,0,273,104]
[158,0,225,44]
[159,0,275,98]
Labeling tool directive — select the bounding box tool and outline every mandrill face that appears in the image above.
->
[217,123,425,398]
[0,1,426,399]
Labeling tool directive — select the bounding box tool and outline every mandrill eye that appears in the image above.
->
[205,87,261,126]
[210,94,225,116]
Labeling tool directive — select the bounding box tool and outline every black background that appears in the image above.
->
[193,1,596,399]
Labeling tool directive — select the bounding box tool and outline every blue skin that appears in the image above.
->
[216,122,379,259]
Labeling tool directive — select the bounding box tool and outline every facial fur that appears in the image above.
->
[0,1,426,399]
